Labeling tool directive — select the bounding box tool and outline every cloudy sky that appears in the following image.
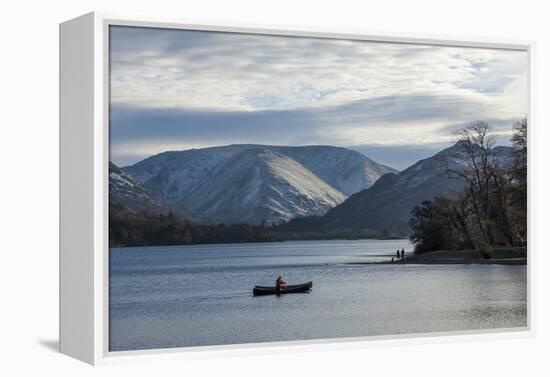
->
[109,26,528,169]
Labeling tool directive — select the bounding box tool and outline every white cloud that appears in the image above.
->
[109,26,528,166]
[110,27,527,114]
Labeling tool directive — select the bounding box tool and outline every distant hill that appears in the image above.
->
[123,144,396,225]
[109,162,182,216]
[276,143,514,237]
[109,162,272,247]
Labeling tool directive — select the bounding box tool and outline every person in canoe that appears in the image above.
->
[276,276,286,294]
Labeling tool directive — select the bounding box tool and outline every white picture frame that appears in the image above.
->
[59,11,535,365]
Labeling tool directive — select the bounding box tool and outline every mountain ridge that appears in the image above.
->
[179,148,347,225]
[276,143,514,236]
[123,144,396,225]
[109,162,185,216]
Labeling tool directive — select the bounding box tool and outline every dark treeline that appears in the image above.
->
[109,206,274,247]
[271,215,401,240]
[409,120,527,254]
[272,228,400,241]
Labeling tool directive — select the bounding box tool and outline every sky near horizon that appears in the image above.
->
[109,26,528,169]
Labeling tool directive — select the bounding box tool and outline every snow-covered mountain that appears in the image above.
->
[123,144,396,225]
[179,148,346,225]
[277,143,514,236]
[266,146,396,196]
[109,162,176,216]
[124,145,246,204]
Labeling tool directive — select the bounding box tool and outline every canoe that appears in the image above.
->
[253,281,313,296]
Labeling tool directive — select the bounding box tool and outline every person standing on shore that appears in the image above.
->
[401,249,405,262]
[396,250,401,261]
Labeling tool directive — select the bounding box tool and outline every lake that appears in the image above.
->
[109,239,527,351]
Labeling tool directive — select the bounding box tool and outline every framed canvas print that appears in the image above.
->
[59,12,533,365]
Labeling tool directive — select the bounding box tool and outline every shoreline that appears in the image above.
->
[348,247,527,266]
[110,237,410,249]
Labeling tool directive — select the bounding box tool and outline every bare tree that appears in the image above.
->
[511,118,527,186]
[447,191,475,249]
[510,118,528,245]
[410,120,527,252]
[490,161,517,245]
[445,121,496,246]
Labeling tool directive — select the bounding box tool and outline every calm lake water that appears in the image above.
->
[109,239,527,351]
